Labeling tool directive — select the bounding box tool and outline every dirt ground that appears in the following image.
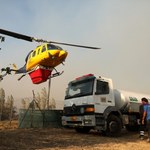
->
[0,121,150,150]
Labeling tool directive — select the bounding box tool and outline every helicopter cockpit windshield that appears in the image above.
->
[47,44,63,50]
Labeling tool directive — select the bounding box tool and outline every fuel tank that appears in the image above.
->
[114,89,150,113]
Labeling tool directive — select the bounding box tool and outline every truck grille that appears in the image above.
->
[63,104,94,116]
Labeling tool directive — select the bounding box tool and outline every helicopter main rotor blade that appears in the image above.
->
[0,28,100,49]
[0,29,33,42]
[33,39,100,49]
[47,41,100,49]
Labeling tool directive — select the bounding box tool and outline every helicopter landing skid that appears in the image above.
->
[18,74,26,81]
[49,70,64,79]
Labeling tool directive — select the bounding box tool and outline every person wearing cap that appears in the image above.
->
[142,98,150,142]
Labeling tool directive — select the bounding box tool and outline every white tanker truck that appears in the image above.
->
[62,74,150,136]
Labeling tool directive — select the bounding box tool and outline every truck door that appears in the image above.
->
[94,80,115,113]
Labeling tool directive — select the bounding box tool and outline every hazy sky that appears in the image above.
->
[1,0,150,107]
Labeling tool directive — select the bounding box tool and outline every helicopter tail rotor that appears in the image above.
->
[12,63,17,72]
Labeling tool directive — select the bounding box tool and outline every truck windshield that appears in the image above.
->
[65,79,94,99]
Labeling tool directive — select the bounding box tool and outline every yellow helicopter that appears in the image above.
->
[0,29,100,84]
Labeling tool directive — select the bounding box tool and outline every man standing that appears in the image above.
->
[139,98,148,139]
[142,98,150,142]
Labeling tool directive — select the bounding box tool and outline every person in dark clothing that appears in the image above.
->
[139,97,148,140]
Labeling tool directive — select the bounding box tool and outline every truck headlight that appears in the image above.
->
[85,107,95,113]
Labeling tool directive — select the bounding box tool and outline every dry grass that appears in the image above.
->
[0,121,150,150]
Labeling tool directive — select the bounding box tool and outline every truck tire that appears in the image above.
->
[75,127,91,133]
[106,115,122,137]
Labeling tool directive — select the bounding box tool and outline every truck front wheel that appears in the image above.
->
[106,115,122,137]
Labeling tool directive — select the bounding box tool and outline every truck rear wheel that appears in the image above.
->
[106,115,122,137]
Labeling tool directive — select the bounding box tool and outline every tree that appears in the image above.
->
[0,88,5,121]
[9,95,14,122]
[0,93,17,121]
[21,98,27,109]
[36,92,42,109]
[41,87,47,109]
[20,87,56,110]
[50,98,56,109]
[5,95,14,109]
[40,87,56,109]
[4,95,14,122]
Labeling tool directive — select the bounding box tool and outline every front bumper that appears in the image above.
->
[62,115,96,127]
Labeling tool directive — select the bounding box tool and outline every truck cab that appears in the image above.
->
[62,74,122,136]
[62,74,150,136]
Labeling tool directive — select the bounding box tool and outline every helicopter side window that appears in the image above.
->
[37,48,41,55]
[41,46,46,52]
[32,51,36,57]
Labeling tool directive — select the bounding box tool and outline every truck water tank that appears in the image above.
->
[114,89,150,113]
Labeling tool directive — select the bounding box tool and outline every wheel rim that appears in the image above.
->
[109,121,118,132]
